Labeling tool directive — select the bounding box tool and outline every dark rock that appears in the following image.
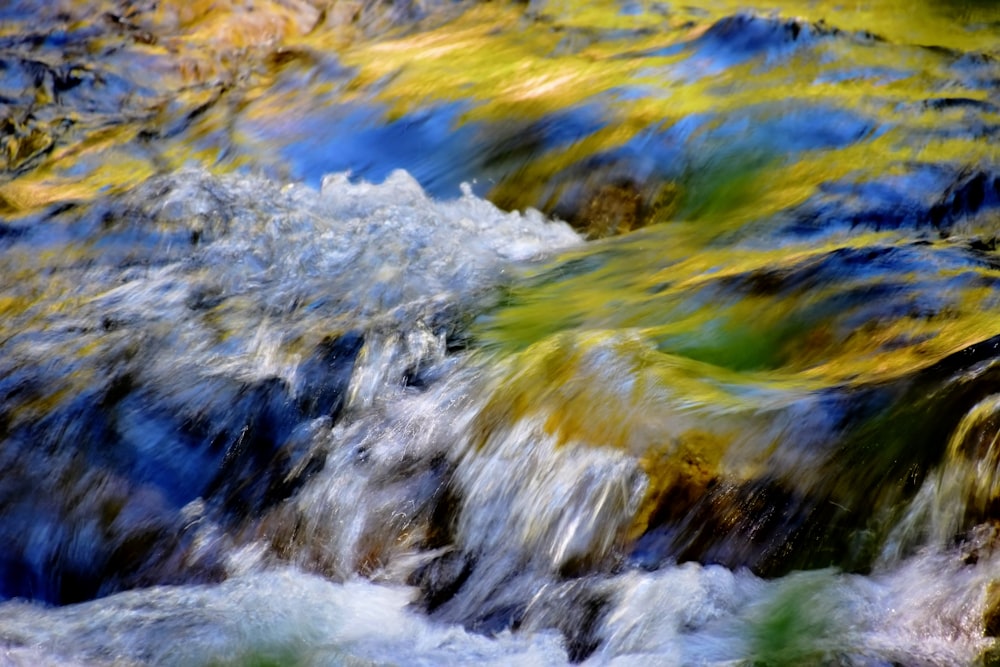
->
[564,594,606,663]
[409,549,476,613]
[575,182,649,239]
[468,602,526,636]
[296,332,364,419]
[648,477,837,576]
[204,377,306,517]
[543,174,679,239]
[522,580,610,663]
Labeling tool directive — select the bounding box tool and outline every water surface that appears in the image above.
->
[0,0,999,664]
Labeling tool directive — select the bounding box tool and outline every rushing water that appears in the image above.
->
[1,0,999,664]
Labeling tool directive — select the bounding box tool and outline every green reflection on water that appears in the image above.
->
[748,570,851,666]
[1,0,995,220]
[480,220,1000,384]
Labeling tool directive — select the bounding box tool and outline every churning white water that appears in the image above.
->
[0,551,991,665]
[0,169,997,665]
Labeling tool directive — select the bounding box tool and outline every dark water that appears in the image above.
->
[0,0,999,664]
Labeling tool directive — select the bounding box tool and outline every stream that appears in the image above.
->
[0,0,999,664]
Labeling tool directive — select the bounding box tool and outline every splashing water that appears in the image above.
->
[0,0,999,665]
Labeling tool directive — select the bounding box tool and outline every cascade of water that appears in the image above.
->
[0,0,998,663]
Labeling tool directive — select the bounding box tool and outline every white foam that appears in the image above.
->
[0,569,568,666]
[0,547,991,666]
[592,550,994,666]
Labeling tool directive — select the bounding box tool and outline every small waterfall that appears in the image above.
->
[883,391,1000,563]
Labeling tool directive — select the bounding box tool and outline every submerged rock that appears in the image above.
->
[0,167,579,604]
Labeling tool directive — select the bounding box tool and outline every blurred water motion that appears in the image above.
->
[0,0,999,664]
[3,0,995,226]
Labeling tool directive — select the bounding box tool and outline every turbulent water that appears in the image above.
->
[1,0,999,665]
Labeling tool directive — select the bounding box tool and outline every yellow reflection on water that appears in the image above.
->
[0,0,995,218]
